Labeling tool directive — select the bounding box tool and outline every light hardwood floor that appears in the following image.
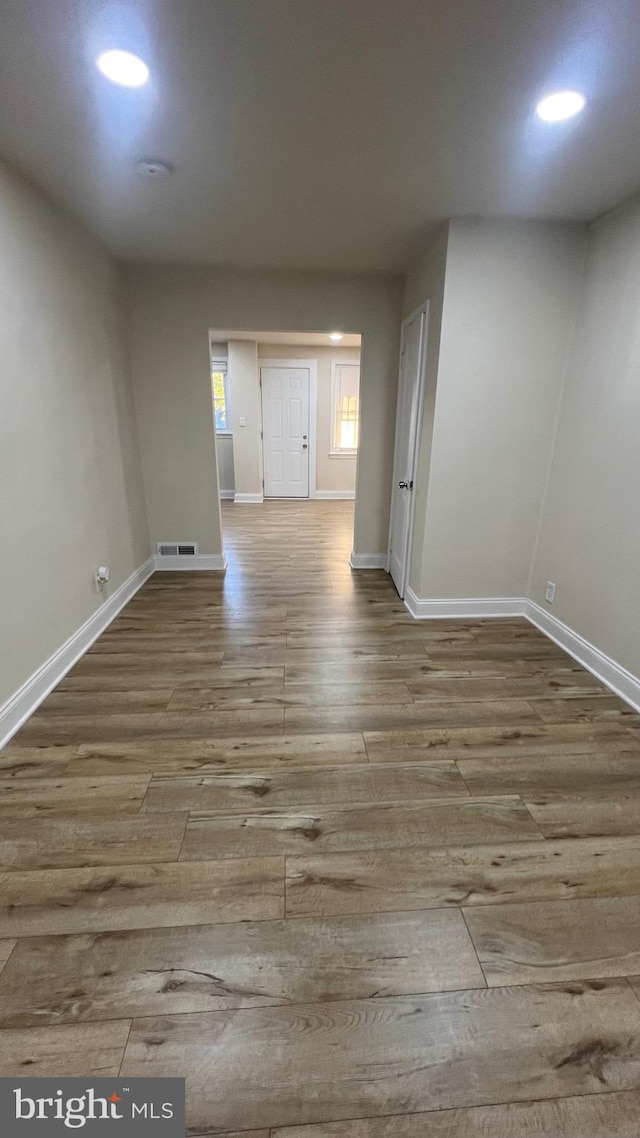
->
[2,500,640,1134]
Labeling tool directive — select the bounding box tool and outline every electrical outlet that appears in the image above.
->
[545,580,556,604]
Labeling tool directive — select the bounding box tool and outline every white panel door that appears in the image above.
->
[261,366,310,498]
[388,307,428,597]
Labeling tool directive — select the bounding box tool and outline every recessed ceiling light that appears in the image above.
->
[97,49,149,88]
[535,90,585,123]
[136,158,174,179]
[329,332,344,342]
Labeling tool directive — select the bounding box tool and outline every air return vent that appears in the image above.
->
[157,542,198,557]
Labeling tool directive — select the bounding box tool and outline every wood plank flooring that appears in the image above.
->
[269,1092,640,1136]
[121,981,640,1131]
[0,910,485,1026]
[2,500,640,1134]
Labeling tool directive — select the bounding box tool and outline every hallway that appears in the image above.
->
[2,501,640,1133]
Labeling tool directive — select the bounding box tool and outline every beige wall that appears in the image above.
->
[0,161,149,710]
[216,436,235,495]
[228,340,261,496]
[530,198,640,677]
[258,343,360,493]
[413,219,586,598]
[124,266,402,555]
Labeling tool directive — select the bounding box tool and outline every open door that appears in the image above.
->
[388,305,428,598]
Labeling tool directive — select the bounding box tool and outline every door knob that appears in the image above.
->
[398,480,408,488]
[302,443,308,449]
[303,435,308,440]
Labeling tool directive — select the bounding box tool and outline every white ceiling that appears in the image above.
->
[211,331,361,348]
[1,0,640,272]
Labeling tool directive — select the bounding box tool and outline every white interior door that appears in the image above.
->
[388,306,428,597]
[261,366,310,498]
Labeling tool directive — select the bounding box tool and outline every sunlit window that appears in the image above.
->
[211,358,230,433]
[331,363,360,455]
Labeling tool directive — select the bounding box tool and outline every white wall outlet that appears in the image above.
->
[545,580,556,604]
[239,416,246,427]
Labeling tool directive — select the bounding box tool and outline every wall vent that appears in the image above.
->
[157,542,198,557]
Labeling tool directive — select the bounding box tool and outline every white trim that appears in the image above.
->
[387,302,430,599]
[219,490,235,500]
[314,490,355,500]
[404,588,527,620]
[349,552,387,569]
[234,492,264,504]
[401,589,640,713]
[525,600,640,714]
[0,558,155,750]
[329,359,360,457]
[259,358,318,500]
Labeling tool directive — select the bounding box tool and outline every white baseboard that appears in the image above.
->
[219,490,235,500]
[404,588,527,620]
[349,552,387,570]
[233,491,354,503]
[0,558,155,751]
[402,587,640,713]
[313,490,356,500]
[154,553,227,572]
[525,600,640,714]
[234,493,264,504]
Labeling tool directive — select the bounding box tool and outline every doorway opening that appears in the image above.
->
[208,329,362,569]
[210,330,361,503]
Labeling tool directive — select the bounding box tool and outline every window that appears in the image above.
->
[211,358,231,433]
[330,362,360,455]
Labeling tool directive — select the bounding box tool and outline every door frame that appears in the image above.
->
[258,358,318,499]
[386,302,430,598]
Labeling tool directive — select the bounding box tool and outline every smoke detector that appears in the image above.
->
[136,158,174,180]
